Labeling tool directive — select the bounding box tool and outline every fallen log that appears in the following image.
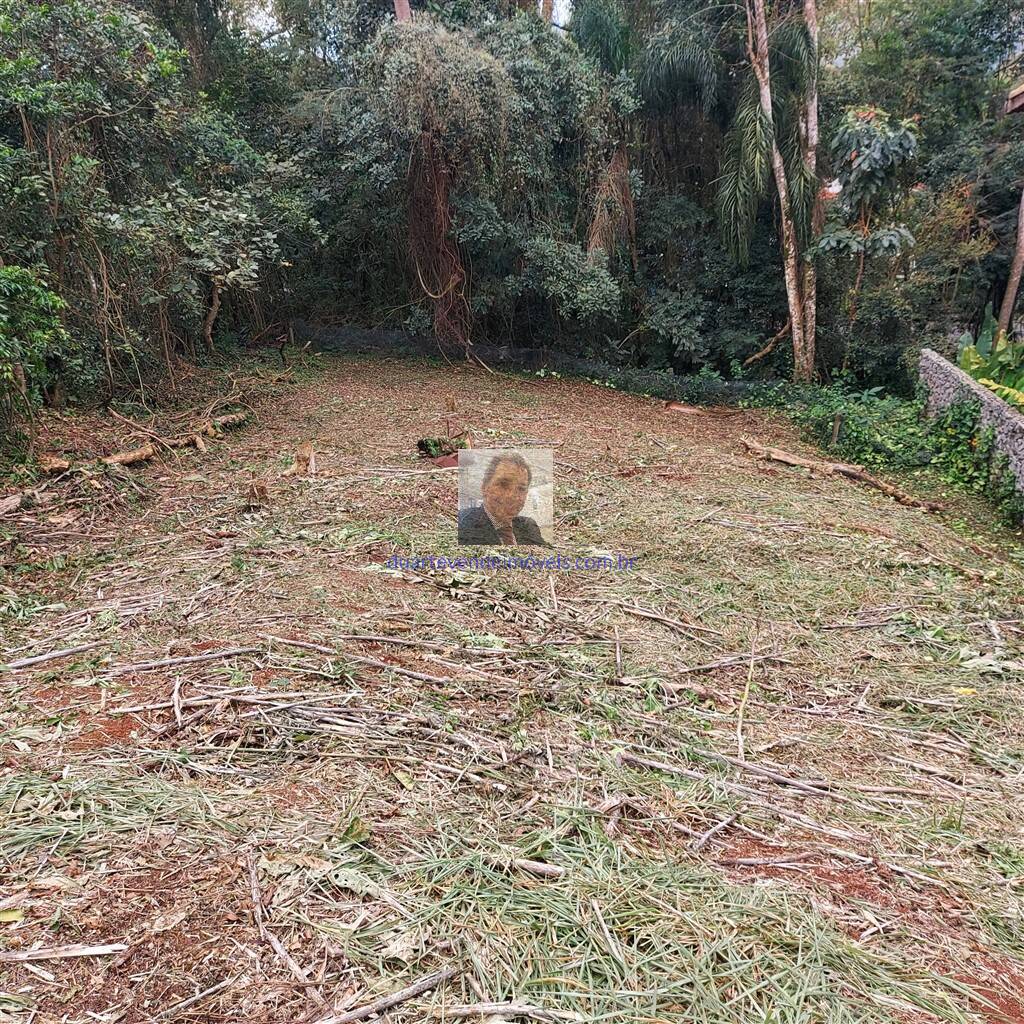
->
[0,491,28,516]
[0,483,58,517]
[741,438,944,512]
[37,412,247,473]
[665,401,742,417]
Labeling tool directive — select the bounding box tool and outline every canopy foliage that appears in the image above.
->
[1,0,1022,430]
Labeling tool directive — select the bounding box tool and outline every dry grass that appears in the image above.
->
[2,353,1024,1023]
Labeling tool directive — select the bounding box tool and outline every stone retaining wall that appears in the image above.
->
[919,348,1024,494]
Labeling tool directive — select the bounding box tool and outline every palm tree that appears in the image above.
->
[573,0,822,379]
[571,0,720,263]
[717,0,821,382]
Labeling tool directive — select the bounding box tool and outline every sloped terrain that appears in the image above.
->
[3,354,1024,1024]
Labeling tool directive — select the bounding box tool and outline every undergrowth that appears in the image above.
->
[522,347,1024,527]
[775,385,1024,525]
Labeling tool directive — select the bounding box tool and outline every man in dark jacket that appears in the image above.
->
[459,451,549,546]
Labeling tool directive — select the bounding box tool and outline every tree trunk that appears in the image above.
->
[541,0,554,21]
[801,0,820,378]
[12,361,28,401]
[746,0,812,381]
[997,185,1024,341]
[203,280,222,355]
[393,0,411,21]
[587,144,636,270]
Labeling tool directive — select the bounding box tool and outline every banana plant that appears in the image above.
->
[979,378,1024,410]
[958,302,1024,408]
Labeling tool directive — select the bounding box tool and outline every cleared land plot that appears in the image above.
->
[2,355,1024,1023]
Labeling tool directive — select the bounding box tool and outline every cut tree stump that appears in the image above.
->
[282,440,316,477]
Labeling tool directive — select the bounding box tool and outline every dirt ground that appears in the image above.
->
[3,353,1024,1024]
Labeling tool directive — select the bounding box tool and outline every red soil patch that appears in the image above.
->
[801,862,895,905]
[937,950,1024,1024]
[974,986,1024,1024]
[719,838,974,946]
[69,712,141,751]
[958,953,1024,1024]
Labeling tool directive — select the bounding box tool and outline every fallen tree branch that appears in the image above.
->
[0,478,61,516]
[0,943,127,963]
[38,412,248,474]
[5,641,103,671]
[0,492,25,516]
[312,966,460,1024]
[741,439,944,511]
[108,647,263,676]
[153,977,235,1020]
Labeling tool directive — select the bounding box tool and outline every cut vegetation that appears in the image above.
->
[2,356,1024,1023]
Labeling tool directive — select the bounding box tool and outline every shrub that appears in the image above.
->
[0,266,68,428]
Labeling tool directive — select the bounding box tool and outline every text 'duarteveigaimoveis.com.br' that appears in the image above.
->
[385,554,639,571]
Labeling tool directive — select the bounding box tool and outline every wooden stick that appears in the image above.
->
[312,966,459,1024]
[572,598,721,636]
[692,747,854,802]
[0,943,127,963]
[261,634,452,684]
[736,629,758,761]
[154,977,235,1020]
[4,641,103,670]
[109,647,263,675]
[692,813,739,852]
[676,652,790,676]
[619,749,851,803]
[720,854,814,868]
[427,1003,566,1021]
[510,858,565,879]
[741,439,944,511]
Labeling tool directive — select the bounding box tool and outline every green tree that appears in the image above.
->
[716,0,821,382]
[0,267,67,430]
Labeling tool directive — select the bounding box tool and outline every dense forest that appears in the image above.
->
[1,0,1023,427]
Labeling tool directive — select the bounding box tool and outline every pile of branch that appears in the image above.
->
[39,412,247,474]
[741,439,944,512]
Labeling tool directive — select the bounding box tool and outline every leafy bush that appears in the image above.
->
[787,386,931,471]
[0,0,320,403]
[957,304,1024,409]
[515,238,621,324]
[0,267,67,426]
[643,286,709,365]
[775,381,1023,523]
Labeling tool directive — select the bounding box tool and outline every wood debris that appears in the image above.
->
[35,412,248,474]
[741,438,944,511]
[283,439,317,477]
